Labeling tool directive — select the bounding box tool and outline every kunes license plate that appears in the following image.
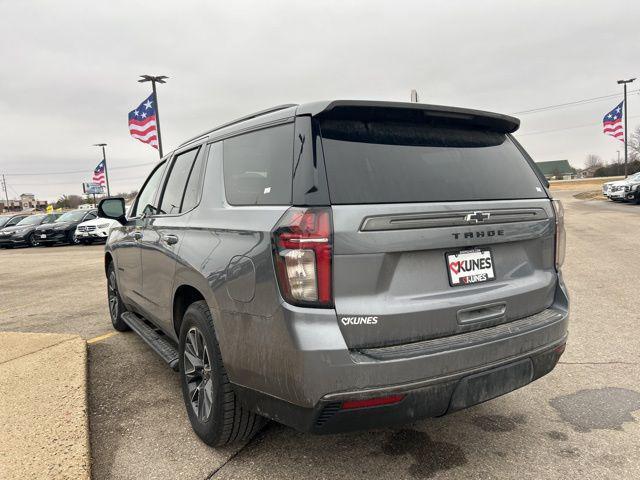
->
[40,234,47,239]
[446,249,495,286]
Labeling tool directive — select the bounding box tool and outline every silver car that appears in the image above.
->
[98,100,569,446]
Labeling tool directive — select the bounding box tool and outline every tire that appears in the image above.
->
[107,262,130,332]
[27,233,38,247]
[68,230,80,245]
[178,300,265,446]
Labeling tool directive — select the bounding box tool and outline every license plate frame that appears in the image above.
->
[446,248,496,287]
[40,234,47,239]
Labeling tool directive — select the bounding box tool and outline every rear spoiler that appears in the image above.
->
[297,100,520,133]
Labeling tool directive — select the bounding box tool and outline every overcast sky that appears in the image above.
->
[0,0,637,201]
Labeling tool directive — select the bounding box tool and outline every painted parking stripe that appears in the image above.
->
[87,332,118,344]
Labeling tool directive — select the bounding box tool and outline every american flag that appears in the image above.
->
[92,160,106,186]
[603,101,624,142]
[128,93,159,149]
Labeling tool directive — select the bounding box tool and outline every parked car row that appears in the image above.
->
[602,172,640,203]
[0,208,118,248]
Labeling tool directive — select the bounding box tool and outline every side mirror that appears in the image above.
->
[98,197,126,225]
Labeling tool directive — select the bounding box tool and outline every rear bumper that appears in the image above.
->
[236,340,565,433]
[229,280,569,433]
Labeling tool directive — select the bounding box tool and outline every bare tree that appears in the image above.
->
[114,190,139,201]
[585,154,603,169]
[54,194,83,209]
[628,125,640,162]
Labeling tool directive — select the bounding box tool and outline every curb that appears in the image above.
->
[0,332,90,479]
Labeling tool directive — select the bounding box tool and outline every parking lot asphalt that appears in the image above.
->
[1,190,639,479]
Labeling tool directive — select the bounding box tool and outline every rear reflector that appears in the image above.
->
[341,394,405,410]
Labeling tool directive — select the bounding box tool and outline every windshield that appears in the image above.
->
[16,215,46,226]
[55,211,86,223]
[0,217,11,228]
[319,118,546,204]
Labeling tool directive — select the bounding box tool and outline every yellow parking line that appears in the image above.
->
[87,331,118,344]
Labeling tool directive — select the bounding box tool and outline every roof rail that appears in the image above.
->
[178,103,298,147]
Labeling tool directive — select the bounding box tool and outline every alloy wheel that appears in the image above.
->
[183,327,214,422]
[107,271,119,320]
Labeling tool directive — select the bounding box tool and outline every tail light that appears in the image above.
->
[271,207,333,307]
[552,199,565,269]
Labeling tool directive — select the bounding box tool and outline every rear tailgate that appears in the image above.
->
[331,201,556,348]
[317,105,556,349]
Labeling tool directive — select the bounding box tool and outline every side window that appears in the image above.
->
[181,147,207,213]
[158,148,200,215]
[8,217,22,226]
[83,212,97,221]
[223,123,294,205]
[132,161,166,217]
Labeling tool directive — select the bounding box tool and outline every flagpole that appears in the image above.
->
[151,79,163,158]
[94,143,111,197]
[617,78,636,178]
[139,75,168,158]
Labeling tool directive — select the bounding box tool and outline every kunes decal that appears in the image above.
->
[341,316,379,326]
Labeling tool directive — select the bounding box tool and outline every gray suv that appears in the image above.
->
[98,100,569,446]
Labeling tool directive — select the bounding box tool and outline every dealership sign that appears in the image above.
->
[83,182,105,195]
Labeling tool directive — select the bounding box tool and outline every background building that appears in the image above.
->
[0,193,48,213]
[535,160,577,180]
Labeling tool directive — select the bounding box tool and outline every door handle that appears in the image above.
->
[132,231,143,240]
[162,234,179,245]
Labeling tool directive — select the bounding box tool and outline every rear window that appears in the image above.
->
[319,118,546,204]
[223,123,294,206]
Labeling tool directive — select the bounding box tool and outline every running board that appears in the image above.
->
[122,312,179,371]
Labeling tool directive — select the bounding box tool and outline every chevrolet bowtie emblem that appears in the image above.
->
[464,211,491,223]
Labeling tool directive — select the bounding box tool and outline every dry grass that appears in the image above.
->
[573,191,605,200]
[549,176,623,191]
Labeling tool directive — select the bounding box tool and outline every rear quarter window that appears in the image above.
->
[223,123,294,206]
[319,118,546,204]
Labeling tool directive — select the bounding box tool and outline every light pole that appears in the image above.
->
[138,75,168,158]
[93,143,111,197]
[617,78,636,178]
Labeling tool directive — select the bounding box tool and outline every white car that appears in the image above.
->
[74,217,118,244]
[602,173,640,202]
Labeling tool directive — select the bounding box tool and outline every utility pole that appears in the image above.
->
[1,174,9,212]
[617,78,636,178]
[93,143,111,197]
[138,75,168,158]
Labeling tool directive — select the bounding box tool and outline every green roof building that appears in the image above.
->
[534,160,576,179]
